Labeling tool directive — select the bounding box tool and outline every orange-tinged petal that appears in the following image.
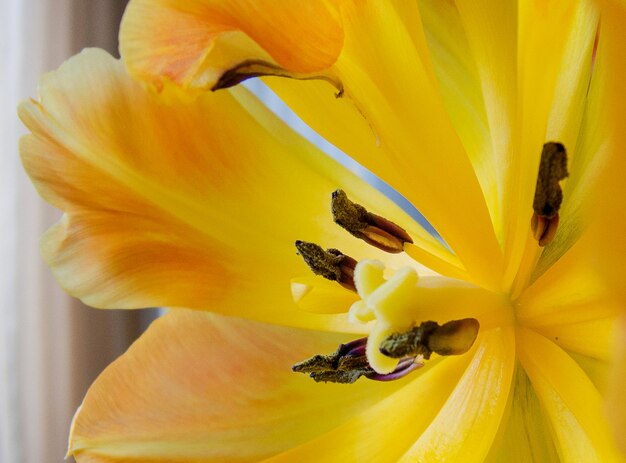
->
[262,356,471,463]
[69,311,408,462]
[19,48,424,332]
[397,327,515,462]
[120,0,343,92]
[517,328,622,462]
[580,0,626,303]
[607,314,626,453]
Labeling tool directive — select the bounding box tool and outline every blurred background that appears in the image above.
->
[0,2,158,462]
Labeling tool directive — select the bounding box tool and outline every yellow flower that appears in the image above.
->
[18,0,626,461]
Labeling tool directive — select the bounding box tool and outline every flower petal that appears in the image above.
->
[271,0,504,289]
[69,310,407,462]
[573,0,626,305]
[516,240,621,328]
[534,3,606,280]
[396,327,515,462]
[486,366,559,462]
[454,0,518,245]
[261,356,471,463]
[517,328,622,462]
[607,315,626,453]
[533,317,616,361]
[119,0,343,92]
[503,0,599,288]
[19,48,423,331]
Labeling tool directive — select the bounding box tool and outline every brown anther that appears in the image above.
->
[531,213,560,247]
[331,190,413,253]
[292,338,374,384]
[295,241,357,291]
[380,318,480,359]
[531,142,568,246]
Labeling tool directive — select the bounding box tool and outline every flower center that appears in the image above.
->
[293,142,568,384]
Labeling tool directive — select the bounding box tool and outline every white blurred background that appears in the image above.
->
[0,2,160,462]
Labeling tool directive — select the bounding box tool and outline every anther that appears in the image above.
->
[292,336,425,384]
[295,241,357,291]
[331,190,413,253]
[531,142,568,247]
[379,318,480,359]
[292,337,373,384]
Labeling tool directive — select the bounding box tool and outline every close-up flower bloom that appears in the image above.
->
[17,0,626,461]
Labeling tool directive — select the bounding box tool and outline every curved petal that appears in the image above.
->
[69,310,408,462]
[272,0,504,289]
[577,0,626,305]
[261,355,471,463]
[454,0,518,245]
[119,0,343,92]
[533,317,617,361]
[397,327,515,462]
[517,328,622,462]
[533,3,606,281]
[607,314,626,453]
[502,0,600,288]
[19,48,424,331]
[486,366,559,463]
[516,239,621,328]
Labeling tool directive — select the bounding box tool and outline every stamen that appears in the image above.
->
[379,318,480,359]
[331,190,413,253]
[292,336,425,383]
[531,142,568,246]
[292,337,374,384]
[213,59,344,96]
[295,241,357,291]
[366,357,424,382]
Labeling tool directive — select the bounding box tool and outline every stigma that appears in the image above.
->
[293,259,484,383]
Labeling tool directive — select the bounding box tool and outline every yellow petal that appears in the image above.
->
[19,48,420,331]
[270,1,504,289]
[120,0,343,92]
[486,365,559,463]
[533,317,617,361]
[69,311,407,462]
[534,2,606,280]
[454,0,518,245]
[397,327,515,462]
[410,0,501,244]
[576,0,626,305]
[569,351,610,394]
[607,314,626,453]
[290,276,359,315]
[517,327,622,462]
[516,240,621,328]
[262,355,471,463]
[503,0,598,288]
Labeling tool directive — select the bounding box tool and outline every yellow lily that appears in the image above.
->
[18,0,625,461]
